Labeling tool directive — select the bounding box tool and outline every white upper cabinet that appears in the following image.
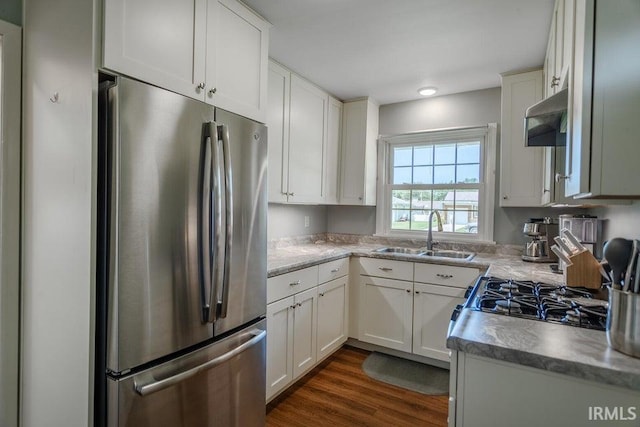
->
[267,61,290,203]
[324,97,343,205]
[566,0,640,198]
[543,0,574,98]
[205,0,269,122]
[103,0,269,123]
[103,0,207,99]
[284,74,327,204]
[339,98,379,206]
[499,70,544,207]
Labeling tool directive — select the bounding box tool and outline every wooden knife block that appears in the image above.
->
[564,250,602,289]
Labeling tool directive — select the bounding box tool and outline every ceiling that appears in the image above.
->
[242,0,555,105]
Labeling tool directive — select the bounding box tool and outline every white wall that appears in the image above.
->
[22,0,97,425]
[268,204,328,239]
[592,202,640,241]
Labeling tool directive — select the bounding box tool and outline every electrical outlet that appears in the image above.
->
[304,216,310,228]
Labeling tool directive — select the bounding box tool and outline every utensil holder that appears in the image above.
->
[564,250,602,289]
[607,287,640,358]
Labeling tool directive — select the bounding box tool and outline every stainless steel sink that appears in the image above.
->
[374,247,426,255]
[373,247,475,260]
[421,249,475,261]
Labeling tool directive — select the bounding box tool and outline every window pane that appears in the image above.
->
[455,189,479,206]
[414,146,433,165]
[393,147,412,167]
[391,190,411,208]
[457,142,480,163]
[413,166,433,184]
[456,164,480,183]
[411,190,432,210]
[453,210,478,233]
[434,165,455,184]
[410,212,429,231]
[391,209,411,229]
[393,166,412,184]
[438,210,454,232]
[434,144,455,165]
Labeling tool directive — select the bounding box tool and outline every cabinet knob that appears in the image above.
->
[197,82,206,91]
[288,192,295,197]
[208,87,217,96]
[297,302,302,307]
[290,305,296,310]
[543,189,550,193]
[555,173,570,183]
[551,76,560,87]
[415,291,420,295]
[319,292,325,297]
[502,195,508,200]
[358,196,363,201]
[406,289,411,293]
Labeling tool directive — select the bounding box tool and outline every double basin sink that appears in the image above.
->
[374,247,475,261]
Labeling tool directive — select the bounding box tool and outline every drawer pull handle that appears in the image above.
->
[290,280,301,286]
[330,268,339,273]
[379,267,393,272]
[436,273,453,279]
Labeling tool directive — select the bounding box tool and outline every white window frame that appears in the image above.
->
[375,124,497,243]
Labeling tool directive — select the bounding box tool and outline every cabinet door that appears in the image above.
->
[292,287,318,379]
[499,70,544,207]
[317,277,348,360]
[358,276,413,352]
[103,0,207,100]
[323,96,343,204]
[340,98,379,205]
[206,0,269,123]
[267,61,291,203]
[412,283,465,361]
[266,297,294,401]
[288,75,327,204]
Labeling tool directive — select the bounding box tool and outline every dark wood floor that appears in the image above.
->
[266,346,449,427]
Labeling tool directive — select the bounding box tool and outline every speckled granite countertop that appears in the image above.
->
[268,234,640,391]
[447,310,640,391]
[267,239,562,285]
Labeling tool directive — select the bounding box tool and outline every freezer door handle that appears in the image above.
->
[217,123,233,319]
[133,329,266,396]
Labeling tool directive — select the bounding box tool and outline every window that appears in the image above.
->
[376,125,496,242]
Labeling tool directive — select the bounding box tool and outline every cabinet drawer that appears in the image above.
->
[414,263,480,288]
[359,257,413,282]
[318,258,349,283]
[267,266,318,304]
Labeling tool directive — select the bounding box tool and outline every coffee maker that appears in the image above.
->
[522,217,559,262]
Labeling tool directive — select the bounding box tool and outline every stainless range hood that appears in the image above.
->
[524,88,567,147]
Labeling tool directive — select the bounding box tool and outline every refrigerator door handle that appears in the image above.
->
[218,124,233,319]
[199,122,214,323]
[207,125,226,323]
[133,329,266,396]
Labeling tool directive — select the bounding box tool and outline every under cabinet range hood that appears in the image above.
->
[524,88,568,147]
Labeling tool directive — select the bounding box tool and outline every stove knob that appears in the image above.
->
[464,286,474,298]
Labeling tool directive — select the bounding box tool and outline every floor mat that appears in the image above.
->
[362,352,449,395]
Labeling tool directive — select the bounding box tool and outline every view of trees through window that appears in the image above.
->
[390,141,481,234]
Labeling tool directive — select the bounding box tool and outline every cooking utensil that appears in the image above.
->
[633,241,640,293]
[551,245,572,265]
[561,228,587,252]
[623,240,638,292]
[607,287,640,357]
[603,238,633,287]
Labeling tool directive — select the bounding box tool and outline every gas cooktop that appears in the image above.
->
[467,276,608,331]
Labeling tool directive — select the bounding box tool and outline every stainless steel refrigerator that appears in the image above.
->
[96,75,267,426]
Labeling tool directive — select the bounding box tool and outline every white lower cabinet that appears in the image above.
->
[266,296,294,400]
[357,257,480,361]
[266,259,349,402]
[358,275,413,352]
[412,283,466,361]
[317,277,348,360]
[291,287,318,379]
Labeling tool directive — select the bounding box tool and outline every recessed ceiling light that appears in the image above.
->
[418,87,437,96]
